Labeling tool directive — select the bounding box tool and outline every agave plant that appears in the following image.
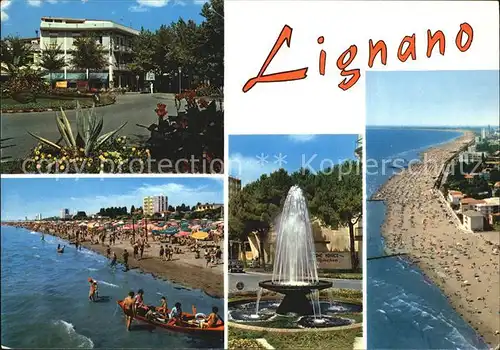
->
[28,102,127,156]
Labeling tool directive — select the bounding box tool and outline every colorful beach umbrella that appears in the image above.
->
[191,231,209,240]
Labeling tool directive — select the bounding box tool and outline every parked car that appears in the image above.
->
[228,259,244,273]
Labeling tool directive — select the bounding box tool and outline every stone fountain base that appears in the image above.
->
[258,280,333,316]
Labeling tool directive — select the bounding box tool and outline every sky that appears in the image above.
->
[1,0,208,37]
[367,70,499,127]
[0,177,223,220]
[229,134,359,186]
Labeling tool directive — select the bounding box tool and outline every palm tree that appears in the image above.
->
[69,35,107,83]
[0,36,32,75]
[40,44,66,88]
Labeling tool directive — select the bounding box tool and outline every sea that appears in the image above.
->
[0,225,223,349]
[366,128,488,349]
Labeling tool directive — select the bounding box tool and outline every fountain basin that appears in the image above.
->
[259,280,333,315]
[297,315,354,328]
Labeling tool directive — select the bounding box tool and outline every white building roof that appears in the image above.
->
[40,17,139,36]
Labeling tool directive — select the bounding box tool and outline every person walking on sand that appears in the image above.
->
[139,243,144,260]
[123,249,129,271]
[133,243,138,260]
[159,245,165,260]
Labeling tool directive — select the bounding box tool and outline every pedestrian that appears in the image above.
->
[139,243,144,260]
[133,243,138,259]
[106,245,111,259]
[159,245,164,260]
[123,249,129,271]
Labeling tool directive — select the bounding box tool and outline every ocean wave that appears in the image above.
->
[53,320,94,349]
[388,295,479,349]
[34,254,40,258]
[87,268,98,272]
[97,280,119,288]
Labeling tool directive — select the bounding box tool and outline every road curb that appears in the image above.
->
[1,102,115,114]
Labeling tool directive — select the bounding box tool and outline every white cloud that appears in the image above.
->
[229,153,281,186]
[129,5,149,12]
[288,135,317,143]
[27,0,60,7]
[174,0,186,6]
[1,0,12,22]
[136,0,169,7]
[193,0,207,5]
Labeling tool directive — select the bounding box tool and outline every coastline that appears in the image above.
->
[2,224,223,299]
[373,130,500,346]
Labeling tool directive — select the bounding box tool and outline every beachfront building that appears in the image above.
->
[474,197,500,216]
[459,151,485,165]
[60,208,70,220]
[460,198,485,213]
[229,176,242,199]
[39,17,139,88]
[463,210,484,231]
[35,213,42,221]
[143,196,168,216]
[195,203,223,212]
[448,190,464,205]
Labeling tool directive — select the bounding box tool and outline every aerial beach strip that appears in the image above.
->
[4,221,223,299]
[372,130,499,345]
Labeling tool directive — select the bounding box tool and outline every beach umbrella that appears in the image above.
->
[175,231,191,237]
[191,231,209,240]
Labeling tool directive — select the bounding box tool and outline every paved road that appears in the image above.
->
[228,271,362,293]
[1,93,182,160]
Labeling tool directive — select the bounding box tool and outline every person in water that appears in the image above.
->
[123,249,129,271]
[57,244,65,253]
[88,278,97,301]
[202,306,221,328]
[169,302,183,324]
[41,233,45,241]
[123,291,135,331]
[110,252,117,267]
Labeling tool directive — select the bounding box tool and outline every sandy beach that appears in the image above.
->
[373,130,500,346]
[6,223,224,298]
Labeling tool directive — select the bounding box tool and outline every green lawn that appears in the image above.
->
[229,326,362,349]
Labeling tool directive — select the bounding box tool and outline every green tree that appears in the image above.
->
[198,0,224,86]
[40,44,65,88]
[129,29,158,75]
[70,36,107,80]
[310,161,363,270]
[0,36,32,74]
[130,205,136,215]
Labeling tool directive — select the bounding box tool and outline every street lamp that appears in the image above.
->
[178,67,182,93]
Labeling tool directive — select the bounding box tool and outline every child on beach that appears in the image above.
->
[159,245,164,260]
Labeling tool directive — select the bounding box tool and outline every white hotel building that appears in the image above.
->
[39,17,139,88]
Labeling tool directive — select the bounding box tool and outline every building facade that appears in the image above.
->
[463,210,484,231]
[195,203,223,212]
[39,17,139,88]
[143,196,168,216]
[60,208,70,220]
[229,176,242,199]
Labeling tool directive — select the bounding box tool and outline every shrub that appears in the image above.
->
[138,99,224,173]
[6,67,49,101]
[195,84,223,98]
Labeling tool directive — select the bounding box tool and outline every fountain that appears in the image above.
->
[258,186,332,316]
